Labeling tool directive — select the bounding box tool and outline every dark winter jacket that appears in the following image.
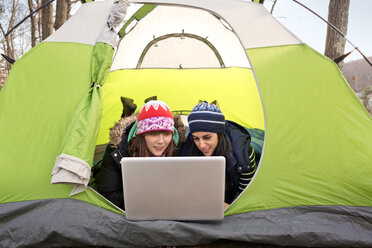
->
[178,120,257,204]
[91,114,185,210]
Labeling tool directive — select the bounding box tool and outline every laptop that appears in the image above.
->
[121,156,225,221]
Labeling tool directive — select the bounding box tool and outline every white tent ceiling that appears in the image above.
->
[45,0,302,70]
[111,5,251,70]
[131,0,302,49]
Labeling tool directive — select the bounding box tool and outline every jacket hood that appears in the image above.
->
[109,114,137,146]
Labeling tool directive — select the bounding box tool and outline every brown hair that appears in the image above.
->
[128,131,175,157]
[212,133,228,156]
[173,114,186,154]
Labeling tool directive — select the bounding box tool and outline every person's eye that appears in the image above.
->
[192,137,199,141]
[204,136,211,140]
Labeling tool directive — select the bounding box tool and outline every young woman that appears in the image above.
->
[179,101,257,205]
[92,100,185,209]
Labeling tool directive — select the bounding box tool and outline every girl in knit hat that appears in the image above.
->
[178,101,257,206]
[92,100,185,210]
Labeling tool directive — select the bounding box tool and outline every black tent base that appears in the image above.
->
[1,199,372,247]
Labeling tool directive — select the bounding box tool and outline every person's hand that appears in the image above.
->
[224,202,230,209]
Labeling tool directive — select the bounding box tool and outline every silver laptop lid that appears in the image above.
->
[121,156,225,221]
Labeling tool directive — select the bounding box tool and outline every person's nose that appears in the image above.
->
[156,134,165,144]
[199,139,206,148]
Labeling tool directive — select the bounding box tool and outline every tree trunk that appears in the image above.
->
[36,0,42,42]
[41,0,53,40]
[54,0,67,31]
[67,0,72,19]
[324,0,350,70]
[27,0,37,47]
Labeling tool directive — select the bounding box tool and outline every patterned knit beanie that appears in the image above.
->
[136,100,174,135]
[188,101,225,134]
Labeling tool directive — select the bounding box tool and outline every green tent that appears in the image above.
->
[1,0,372,246]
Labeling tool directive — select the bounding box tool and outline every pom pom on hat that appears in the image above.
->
[188,101,225,134]
[136,100,174,135]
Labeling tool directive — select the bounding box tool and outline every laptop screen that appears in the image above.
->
[121,156,225,220]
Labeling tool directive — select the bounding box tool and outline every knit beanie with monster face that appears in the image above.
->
[136,100,174,135]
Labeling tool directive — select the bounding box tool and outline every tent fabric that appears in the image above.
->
[45,0,113,45]
[51,153,91,196]
[2,199,372,247]
[111,5,251,69]
[1,0,372,247]
[139,36,225,68]
[96,67,264,145]
[96,0,129,47]
[0,39,122,214]
[119,4,156,37]
[226,44,372,215]
[51,1,128,194]
[131,0,302,49]
[0,2,124,215]
[0,42,94,202]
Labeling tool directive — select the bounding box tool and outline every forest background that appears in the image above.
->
[0,0,371,114]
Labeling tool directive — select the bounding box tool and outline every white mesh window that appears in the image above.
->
[140,36,222,68]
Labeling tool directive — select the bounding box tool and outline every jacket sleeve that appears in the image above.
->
[94,145,125,209]
[237,144,257,195]
[225,120,258,197]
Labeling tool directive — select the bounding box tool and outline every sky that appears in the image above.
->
[263,0,372,62]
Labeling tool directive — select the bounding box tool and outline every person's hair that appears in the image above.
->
[213,133,227,156]
[190,133,227,157]
[173,114,186,153]
[128,130,174,157]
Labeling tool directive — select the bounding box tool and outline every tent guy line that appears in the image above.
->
[292,0,372,67]
[0,0,56,64]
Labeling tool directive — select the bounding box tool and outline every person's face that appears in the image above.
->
[192,132,219,156]
[144,131,173,156]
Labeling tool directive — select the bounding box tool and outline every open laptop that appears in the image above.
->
[121,156,225,221]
